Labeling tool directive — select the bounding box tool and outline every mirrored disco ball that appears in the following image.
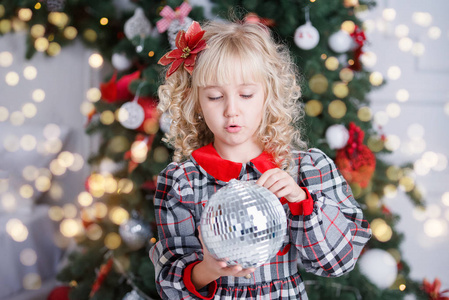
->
[200,179,287,268]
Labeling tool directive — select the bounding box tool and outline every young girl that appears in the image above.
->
[150,20,371,300]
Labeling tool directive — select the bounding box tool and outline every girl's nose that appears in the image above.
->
[224,97,238,117]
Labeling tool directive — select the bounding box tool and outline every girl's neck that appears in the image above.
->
[212,142,264,164]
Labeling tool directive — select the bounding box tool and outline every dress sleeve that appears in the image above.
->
[289,148,372,277]
[149,162,216,299]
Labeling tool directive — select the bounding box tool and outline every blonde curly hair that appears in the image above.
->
[158,20,307,171]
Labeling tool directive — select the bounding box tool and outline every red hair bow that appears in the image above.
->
[158,21,207,78]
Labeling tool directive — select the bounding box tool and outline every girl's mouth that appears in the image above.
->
[226,125,241,133]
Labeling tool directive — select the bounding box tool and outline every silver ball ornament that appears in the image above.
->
[200,179,287,268]
[119,218,152,250]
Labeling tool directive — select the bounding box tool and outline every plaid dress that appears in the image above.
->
[150,144,371,300]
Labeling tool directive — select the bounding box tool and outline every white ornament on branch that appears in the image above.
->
[358,249,398,289]
[118,82,146,129]
[111,53,132,71]
[328,30,353,53]
[325,124,349,149]
[294,7,320,50]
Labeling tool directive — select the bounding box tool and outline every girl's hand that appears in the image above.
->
[256,168,306,203]
[192,227,256,289]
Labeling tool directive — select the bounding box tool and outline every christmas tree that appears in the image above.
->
[0,0,437,299]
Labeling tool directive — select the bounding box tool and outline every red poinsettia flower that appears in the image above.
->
[158,21,207,78]
[423,278,449,300]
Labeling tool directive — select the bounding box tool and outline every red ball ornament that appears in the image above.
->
[47,286,70,300]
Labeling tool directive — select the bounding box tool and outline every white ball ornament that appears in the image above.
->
[325,124,349,149]
[358,249,398,289]
[111,53,132,71]
[329,30,353,53]
[294,22,320,50]
[200,179,287,269]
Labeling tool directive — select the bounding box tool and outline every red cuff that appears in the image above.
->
[183,261,217,300]
[285,187,314,216]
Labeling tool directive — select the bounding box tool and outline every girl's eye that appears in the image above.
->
[208,96,222,101]
[241,94,253,99]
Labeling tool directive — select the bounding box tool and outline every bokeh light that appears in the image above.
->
[88,53,103,68]
[305,99,323,117]
[396,89,409,102]
[23,66,37,80]
[387,66,401,80]
[32,89,46,102]
[412,12,433,27]
[371,218,393,242]
[427,26,441,40]
[369,71,383,86]
[386,103,401,118]
[382,8,396,21]
[357,106,372,122]
[398,37,413,52]
[395,24,409,38]
[5,71,19,86]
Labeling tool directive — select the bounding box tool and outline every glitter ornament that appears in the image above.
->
[294,21,320,50]
[119,216,152,250]
[122,290,145,300]
[326,124,349,150]
[124,8,152,40]
[122,289,145,300]
[118,101,145,129]
[329,30,353,53]
[167,17,193,49]
[200,179,287,268]
[358,249,398,289]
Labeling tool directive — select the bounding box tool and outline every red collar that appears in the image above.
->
[191,143,278,182]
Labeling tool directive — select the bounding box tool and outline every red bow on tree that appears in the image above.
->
[334,122,376,188]
[350,25,366,71]
[158,21,207,78]
[423,278,449,300]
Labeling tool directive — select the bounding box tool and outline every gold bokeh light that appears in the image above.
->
[305,99,323,117]
[371,218,393,242]
[328,100,347,119]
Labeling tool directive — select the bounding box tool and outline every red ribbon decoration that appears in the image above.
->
[156,2,192,33]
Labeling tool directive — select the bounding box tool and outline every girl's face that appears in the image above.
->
[198,72,265,161]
